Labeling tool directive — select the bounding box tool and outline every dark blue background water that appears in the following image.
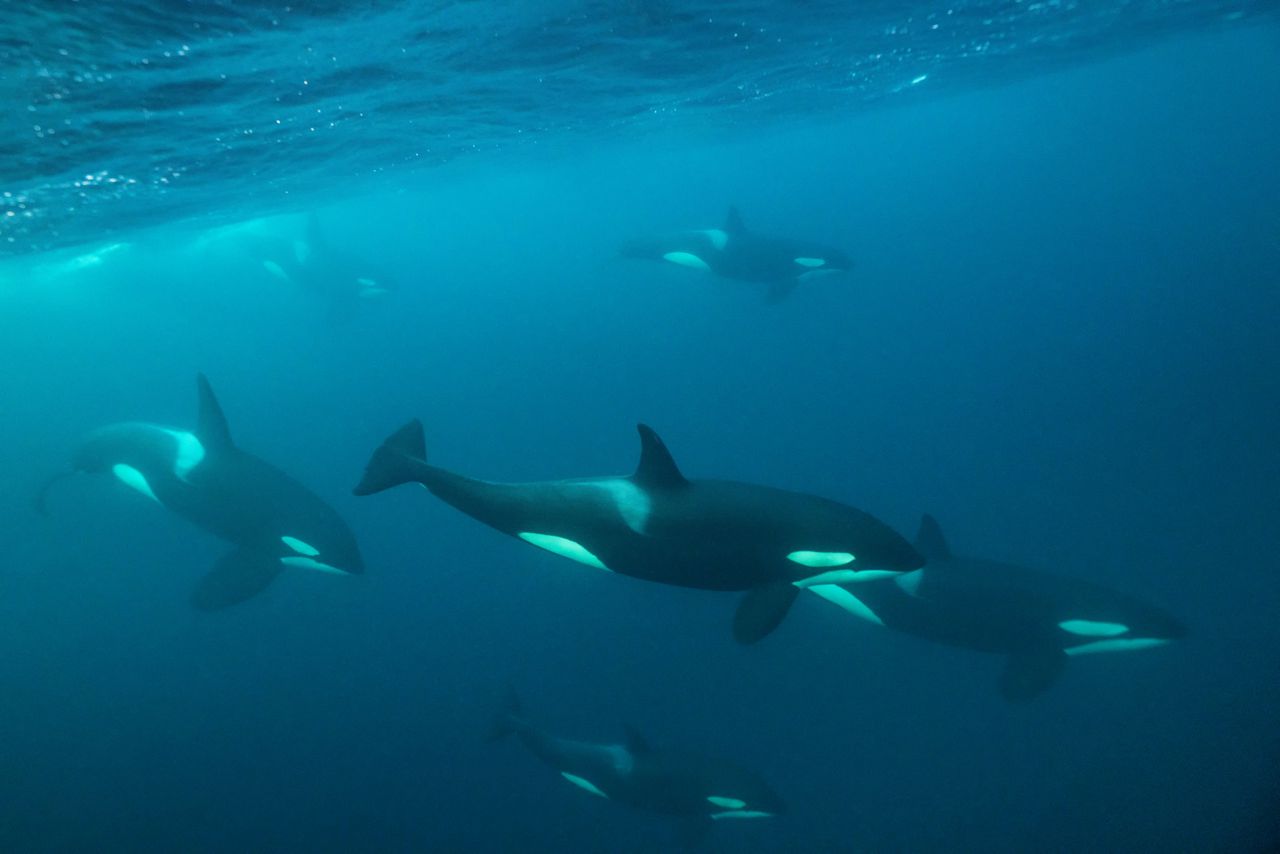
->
[2,7,1278,853]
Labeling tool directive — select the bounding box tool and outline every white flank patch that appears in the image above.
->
[281,556,346,575]
[696,228,728,250]
[793,257,826,267]
[161,429,206,481]
[707,796,746,809]
[662,251,711,271]
[787,550,855,568]
[1058,619,1129,637]
[560,772,608,798]
[710,810,772,820]
[1064,638,1169,656]
[518,533,611,571]
[806,584,884,626]
[590,479,651,534]
[281,536,320,557]
[293,239,311,264]
[112,464,159,503]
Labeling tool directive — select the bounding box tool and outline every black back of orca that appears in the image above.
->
[490,692,785,840]
[354,419,921,640]
[49,374,362,609]
[839,515,1186,701]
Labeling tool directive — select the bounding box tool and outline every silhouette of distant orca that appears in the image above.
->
[489,690,786,846]
[251,212,394,320]
[354,420,921,641]
[791,515,1187,701]
[621,206,852,301]
[38,374,363,609]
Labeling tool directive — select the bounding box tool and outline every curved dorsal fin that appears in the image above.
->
[623,724,652,755]
[634,424,687,489]
[195,373,234,451]
[724,205,746,234]
[915,514,952,561]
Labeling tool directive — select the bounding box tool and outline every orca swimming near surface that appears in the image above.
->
[38,374,364,609]
[620,206,853,301]
[353,420,922,641]
[778,514,1187,701]
[489,690,786,846]
[248,212,394,320]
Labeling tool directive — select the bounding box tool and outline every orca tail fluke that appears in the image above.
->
[353,419,428,496]
[33,470,76,516]
[486,687,524,743]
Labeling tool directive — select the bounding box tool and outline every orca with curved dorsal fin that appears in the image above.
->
[489,691,786,844]
[353,419,921,640]
[40,374,363,609]
[620,206,853,301]
[794,514,1187,701]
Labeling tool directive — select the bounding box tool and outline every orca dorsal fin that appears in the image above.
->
[915,513,952,561]
[623,724,652,755]
[195,373,235,451]
[634,424,688,489]
[724,205,746,235]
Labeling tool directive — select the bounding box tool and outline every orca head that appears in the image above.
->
[704,778,787,821]
[276,526,365,576]
[351,268,395,300]
[1058,600,1187,656]
[790,245,854,282]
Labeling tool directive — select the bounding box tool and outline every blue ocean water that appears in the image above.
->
[2,2,1279,852]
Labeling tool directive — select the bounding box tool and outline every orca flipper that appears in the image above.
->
[353,420,430,496]
[915,514,953,562]
[190,548,283,611]
[733,581,801,644]
[999,648,1067,702]
[765,280,797,303]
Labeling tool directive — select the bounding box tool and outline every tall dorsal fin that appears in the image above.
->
[915,514,952,562]
[195,373,234,451]
[634,424,687,489]
[623,724,652,755]
[724,205,746,234]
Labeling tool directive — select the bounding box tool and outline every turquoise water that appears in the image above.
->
[2,3,1279,852]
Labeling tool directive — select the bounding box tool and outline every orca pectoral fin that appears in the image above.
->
[999,648,1067,703]
[765,280,797,303]
[676,816,712,849]
[733,582,801,644]
[191,549,284,611]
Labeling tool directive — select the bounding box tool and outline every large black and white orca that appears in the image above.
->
[250,212,394,320]
[620,206,853,301]
[489,691,786,846]
[353,421,922,640]
[38,374,364,609]
[786,514,1187,701]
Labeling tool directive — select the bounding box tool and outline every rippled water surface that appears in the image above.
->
[3,0,1274,254]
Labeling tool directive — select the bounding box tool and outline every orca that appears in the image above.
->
[489,690,786,846]
[620,206,853,301]
[249,212,395,321]
[784,514,1187,701]
[353,421,921,641]
[38,374,363,609]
